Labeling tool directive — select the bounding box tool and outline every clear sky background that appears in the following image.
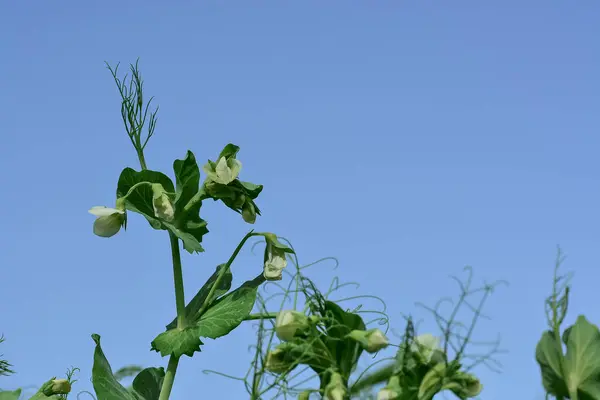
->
[1,2,599,399]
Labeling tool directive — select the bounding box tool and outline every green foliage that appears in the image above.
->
[0,336,14,377]
[0,390,21,400]
[91,334,164,400]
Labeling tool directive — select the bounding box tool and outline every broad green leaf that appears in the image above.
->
[168,151,209,253]
[322,301,366,379]
[564,315,600,398]
[0,390,21,400]
[173,150,200,208]
[150,327,203,358]
[116,168,175,230]
[535,330,569,397]
[92,335,164,400]
[152,274,263,357]
[195,274,264,339]
[165,264,233,330]
[91,334,136,400]
[130,367,165,400]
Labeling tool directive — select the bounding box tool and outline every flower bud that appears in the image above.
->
[42,378,71,395]
[275,310,309,342]
[410,333,441,364]
[265,344,296,374]
[202,156,241,185]
[348,328,389,353]
[88,206,126,238]
[298,390,311,400]
[242,200,256,224]
[377,376,401,400]
[152,183,175,221]
[325,373,347,400]
[263,242,287,280]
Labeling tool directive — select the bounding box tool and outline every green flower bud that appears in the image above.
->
[202,156,242,185]
[242,200,256,224]
[298,390,312,400]
[325,373,347,400]
[265,343,297,374]
[42,378,71,395]
[348,328,389,353]
[151,183,175,221]
[88,205,126,238]
[275,310,310,342]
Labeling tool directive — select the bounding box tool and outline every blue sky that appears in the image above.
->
[1,2,599,399]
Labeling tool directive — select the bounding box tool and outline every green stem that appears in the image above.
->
[137,148,148,170]
[244,312,277,321]
[157,233,186,400]
[194,231,258,319]
[159,354,180,400]
[169,232,187,328]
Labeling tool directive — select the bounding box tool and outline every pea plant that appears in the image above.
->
[535,248,600,400]
[0,60,509,400]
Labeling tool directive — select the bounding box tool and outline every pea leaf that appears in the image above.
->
[169,150,209,253]
[563,315,600,399]
[91,335,165,400]
[194,274,263,339]
[116,168,175,230]
[91,334,136,400]
[165,264,233,331]
[150,327,204,358]
[0,390,21,400]
[322,301,366,379]
[130,367,165,400]
[151,274,263,358]
[535,330,569,397]
[218,143,240,160]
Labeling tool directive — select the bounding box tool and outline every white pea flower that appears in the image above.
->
[275,310,309,342]
[88,204,126,238]
[263,242,287,281]
[203,156,242,185]
[152,184,175,221]
[411,333,441,364]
